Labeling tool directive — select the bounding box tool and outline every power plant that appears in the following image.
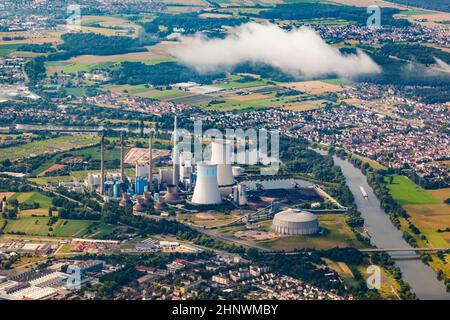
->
[84,121,250,212]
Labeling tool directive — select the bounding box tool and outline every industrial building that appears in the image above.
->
[271,209,319,236]
[0,269,68,300]
[84,132,161,207]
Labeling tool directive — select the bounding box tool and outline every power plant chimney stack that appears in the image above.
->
[148,130,153,191]
[172,115,180,187]
[120,132,125,182]
[100,135,105,195]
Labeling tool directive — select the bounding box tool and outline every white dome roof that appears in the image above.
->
[274,209,317,223]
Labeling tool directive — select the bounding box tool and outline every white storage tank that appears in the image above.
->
[271,209,319,236]
[238,184,247,206]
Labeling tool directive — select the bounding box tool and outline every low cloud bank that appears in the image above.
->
[171,22,381,78]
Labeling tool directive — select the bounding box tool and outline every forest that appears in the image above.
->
[55,33,146,58]
[378,44,450,65]
[245,2,410,27]
[109,61,226,85]
[357,44,450,103]
[143,13,248,36]
[387,0,449,12]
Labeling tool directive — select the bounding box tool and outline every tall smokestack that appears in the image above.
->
[148,130,153,191]
[120,132,125,182]
[100,135,105,195]
[172,115,180,187]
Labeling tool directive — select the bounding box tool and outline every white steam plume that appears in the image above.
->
[171,22,381,78]
[431,57,450,74]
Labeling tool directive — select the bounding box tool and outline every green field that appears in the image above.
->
[385,175,440,205]
[30,143,124,176]
[28,176,74,185]
[323,78,353,86]
[2,217,118,238]
[216,79,268,90]
[0,44,21,57]
[0,134,98,162]
[65,87,88,97]
[52,219,95,237]
[9,191,53,209]
[2,217,54,235]
[46,56,173,76]
[399,10,432,15]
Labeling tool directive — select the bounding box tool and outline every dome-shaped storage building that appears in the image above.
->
[271,209,319,235]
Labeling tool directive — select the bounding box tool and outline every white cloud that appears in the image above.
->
[171,22,381,78]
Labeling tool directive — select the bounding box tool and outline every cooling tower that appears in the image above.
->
[133,196,146,212]
[163,184,183,204]
[210,140,235,187]
[119,192,132,207]
[191,163,222,205]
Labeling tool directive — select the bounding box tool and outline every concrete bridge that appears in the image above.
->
[360,247,449,253]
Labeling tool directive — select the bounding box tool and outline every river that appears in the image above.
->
[314,148,450,299]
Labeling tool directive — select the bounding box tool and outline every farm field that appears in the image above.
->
[8,191,53,209]
[0,44,22,56]
[28,176,75,185]
[30,143,125,176]
[399,187,450,277]
[0,30,63,46]
[2,217,54,236]
[396,11,450,27]
[282,99,328,111]
[37,164,65,177]
[402,188,450,247]
[384,174,440,205]
[282,80,345,94]
[47,55,174,76]
[0,192,15,201]
[329,0,407,9]
[0,134,98,162]
[1,216,119,238]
